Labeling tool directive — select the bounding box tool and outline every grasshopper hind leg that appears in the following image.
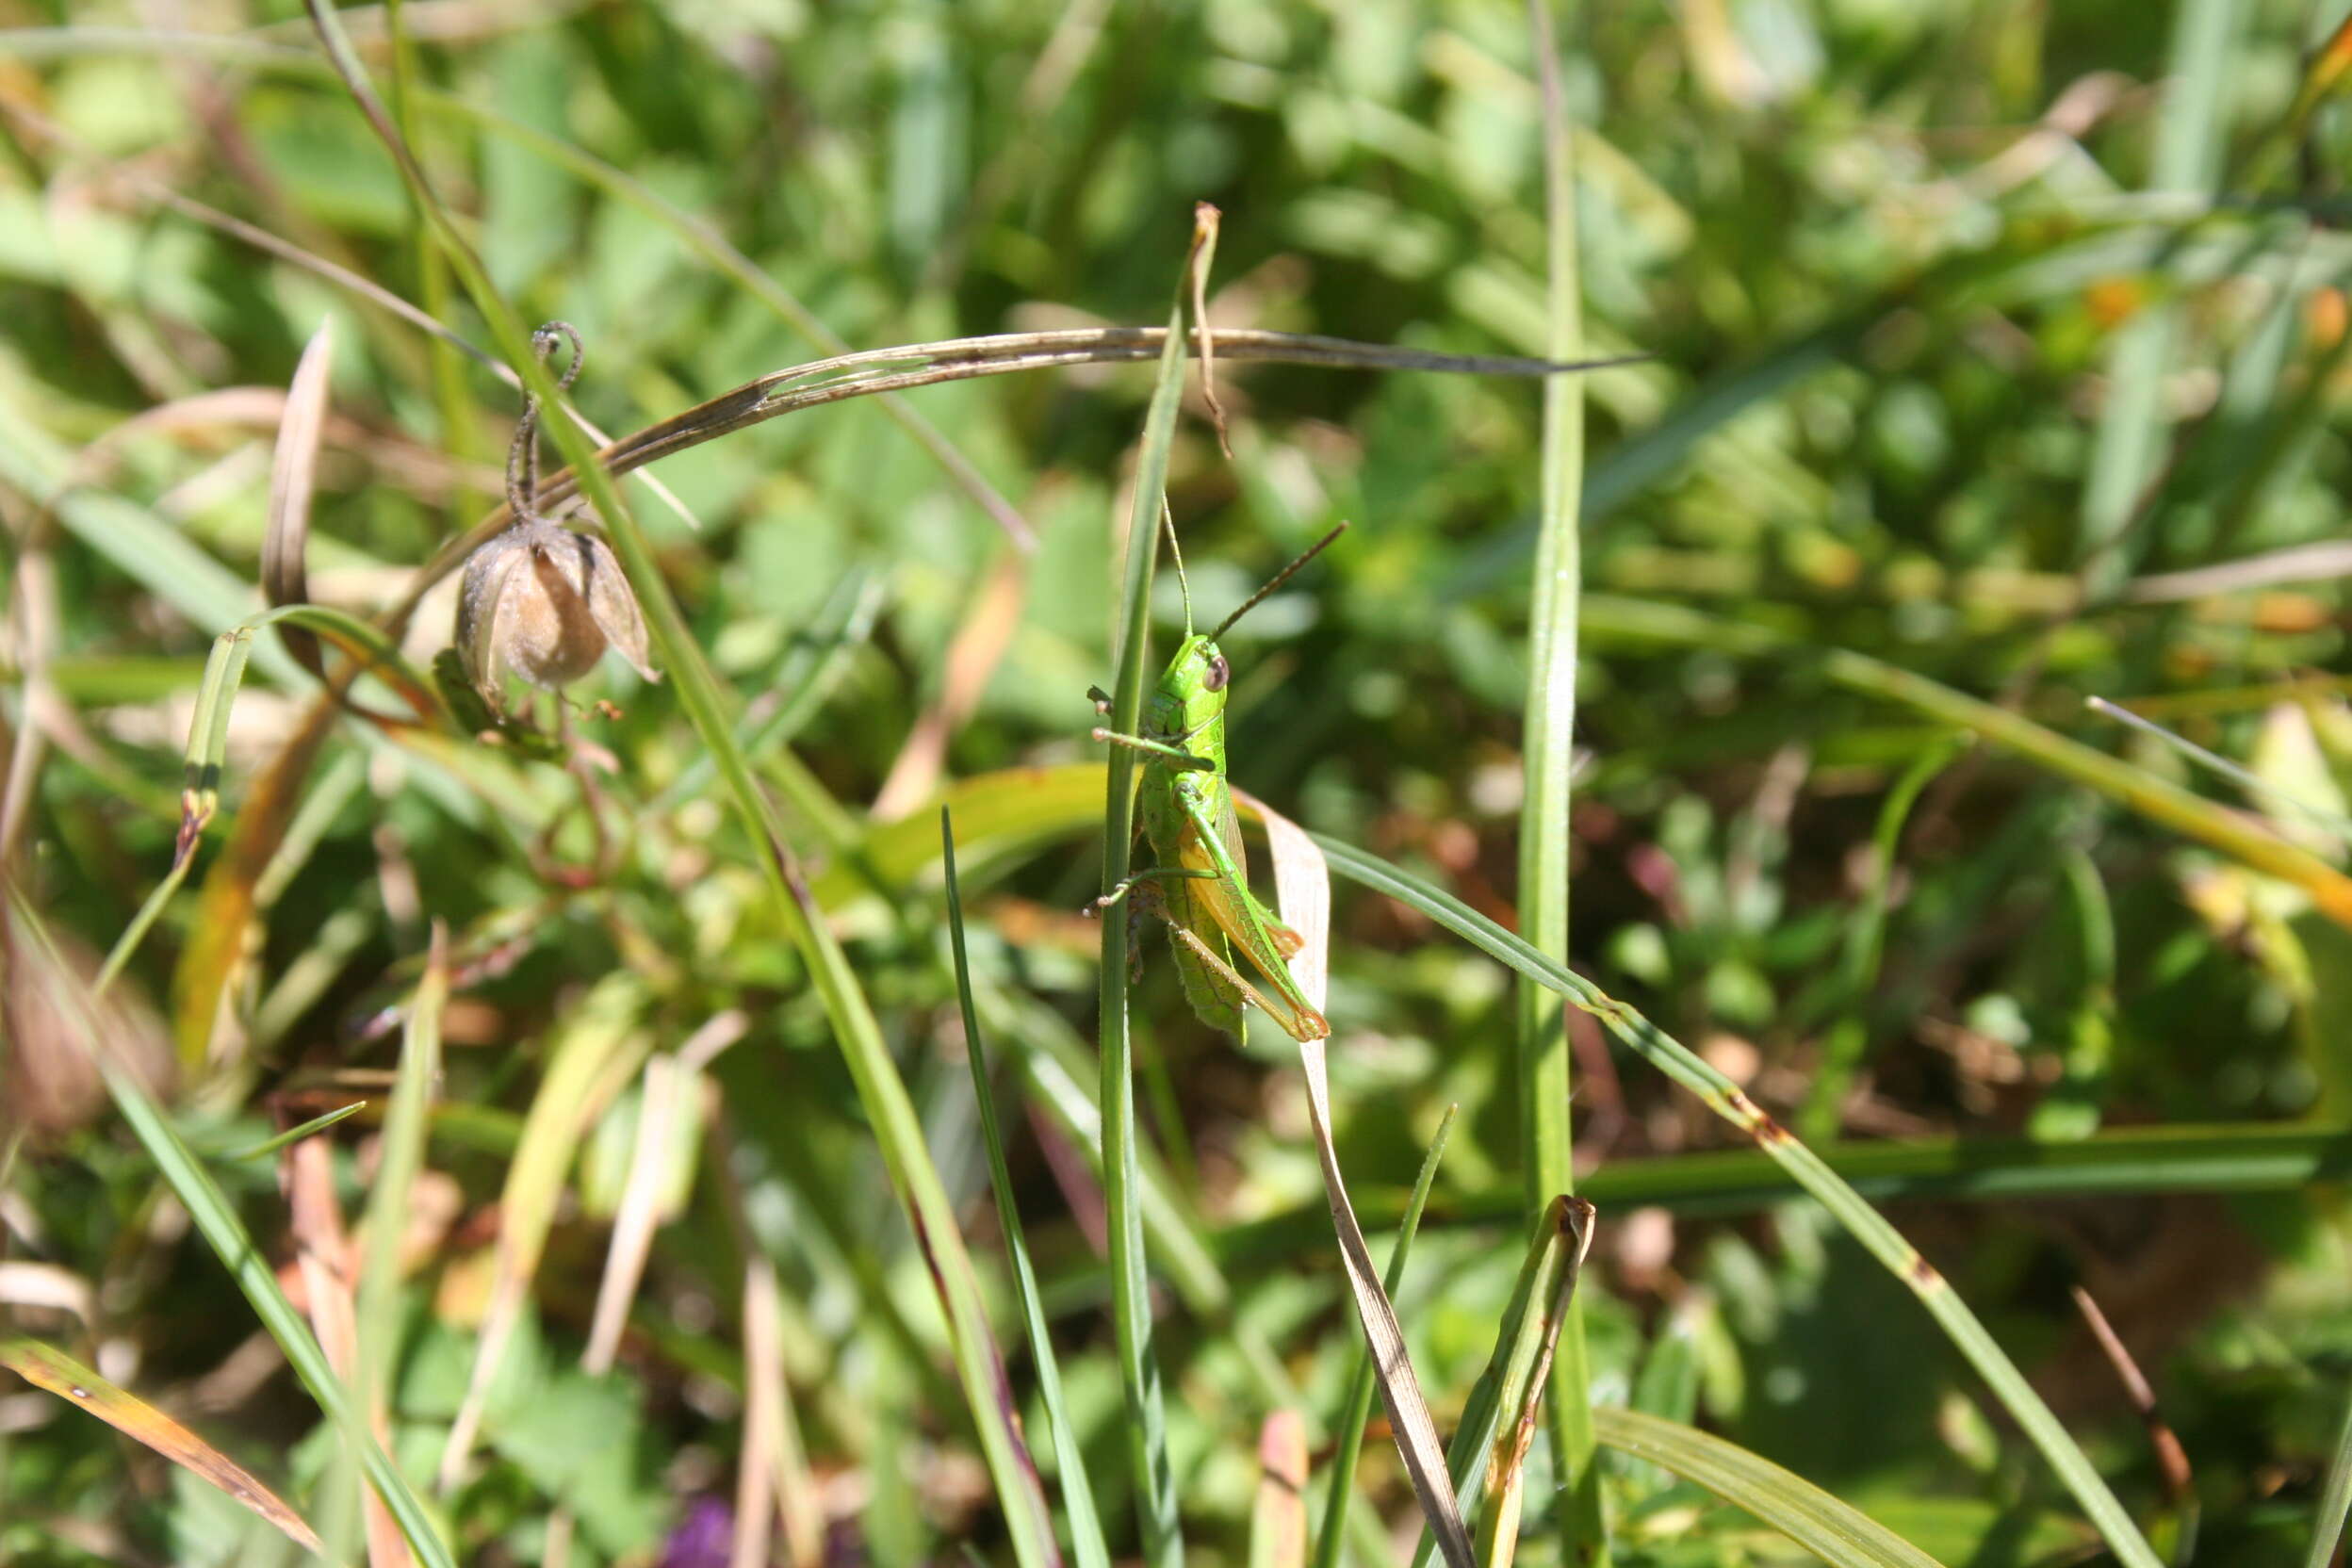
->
[1159,909,1317,1041]
[1132,878,1249,1038]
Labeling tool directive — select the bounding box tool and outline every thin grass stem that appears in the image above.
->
[1089,209,1208,1568]
[944,808,1112,1568]
[1519,3,1605,1560]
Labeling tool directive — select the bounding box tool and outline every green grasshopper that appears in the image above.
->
[1089,522,1347,1044]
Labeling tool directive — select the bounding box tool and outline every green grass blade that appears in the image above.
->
[1407,1198,1595,1568]
[1442,314,1873,603]
[216,1102,368,1161]
[2077,0,2245,598]
[1313,1104,1457,1568]
[90,624,251,996]
[979,966,1393,1566]
[979,984,1244,1315]
[943,808,1110,1568]
[1591,1407,1947,1568]
[1312,834,2164,1568]
[384,0,487,545]
[1797,734,1968,1140]
[1475,1199,1596,1568]
[1213,1122,2352,1250]
[295,12,1063,1560]
[973,972,1366,1517]
[2306,1386,2352,1568]
[1090,205,1207,1568]
[96,603,445,999]
[1517,5,1604,1560]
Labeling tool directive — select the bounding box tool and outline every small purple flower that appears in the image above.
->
[660,1495,738,1568]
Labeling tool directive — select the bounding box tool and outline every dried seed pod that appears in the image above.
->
[455,519,658,714]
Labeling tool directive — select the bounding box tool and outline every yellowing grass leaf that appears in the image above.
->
[0,1336,323,1554]
[816,762,1107,909]
[436,973,650,1491]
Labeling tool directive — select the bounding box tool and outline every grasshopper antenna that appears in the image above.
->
[1161,498,1195,636]
[1213,521,1348,640]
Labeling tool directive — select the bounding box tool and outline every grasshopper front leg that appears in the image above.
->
[1092,726,1217,771]
[1087,864,1219,917]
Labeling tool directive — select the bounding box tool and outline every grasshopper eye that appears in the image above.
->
[1204,653,1231,692]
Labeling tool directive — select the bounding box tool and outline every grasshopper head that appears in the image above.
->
[1149,632,1232,739]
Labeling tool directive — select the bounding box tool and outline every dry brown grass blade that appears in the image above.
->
[580,1074,674,1358]
[731,1266,778,1568]
[10,382,498,531]
[0,547,62,873]
[262,318,336,681]
[871,550,1030,821]
[581,1041,709,1373]
[392,327,1644,629]
[741,1254,825,1568]
[1250,1411,1309,1568]
[1190,203,1233,459]
[1240,785,1476,1568]
[0,1262,95,1329]
[2070,1284,2194,1505]
[286,1133,411,1568]
[0,1335,324,1553]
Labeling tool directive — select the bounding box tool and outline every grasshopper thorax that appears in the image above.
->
[1146,632,1233,743]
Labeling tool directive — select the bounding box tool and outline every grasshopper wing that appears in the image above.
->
[1175,779,1330,1041]
[1158,873,1250,1038]
[1212,774,1304,958]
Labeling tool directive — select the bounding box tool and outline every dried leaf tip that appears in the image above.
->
[1187,202,1233,460]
